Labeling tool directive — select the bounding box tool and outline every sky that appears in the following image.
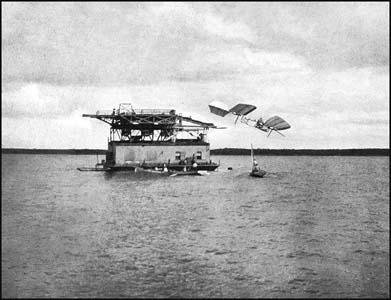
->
[2,2,389,149]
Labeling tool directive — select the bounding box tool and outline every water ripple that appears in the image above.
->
[1,154,389,298]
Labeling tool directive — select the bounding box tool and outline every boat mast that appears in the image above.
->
[251,143,254,164]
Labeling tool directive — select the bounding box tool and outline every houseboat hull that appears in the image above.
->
[104,162,219,172]
[104,141,219,171]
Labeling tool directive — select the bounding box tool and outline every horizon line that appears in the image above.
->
[1,147,389,151]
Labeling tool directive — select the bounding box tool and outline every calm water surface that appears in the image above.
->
[2,154,389,298]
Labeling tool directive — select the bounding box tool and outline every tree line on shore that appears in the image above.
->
[1,148,107,155]
[210,148,388,156]
[1,147,388,156]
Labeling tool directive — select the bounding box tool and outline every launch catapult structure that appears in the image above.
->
[82,103,221,171]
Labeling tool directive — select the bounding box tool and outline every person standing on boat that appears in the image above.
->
[191,154,197,170]
[163,163,168,172]
[252,160,260,172]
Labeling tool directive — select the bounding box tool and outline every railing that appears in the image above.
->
[95,109,175,115]
[132,109,175,115]
[96,110,115,115]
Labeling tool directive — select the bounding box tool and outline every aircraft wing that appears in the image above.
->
[264,116,291,130]
[229,103,257,116]
[209,101,257,117]
[208,101,230,117]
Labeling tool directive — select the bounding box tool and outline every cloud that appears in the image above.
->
[3,2,388,86]
[1,2,389,149]
[174,43,309,82]
[1,114,105,149]
[211,2,389,69]
[149,2,256,43]
[2,2,258,86]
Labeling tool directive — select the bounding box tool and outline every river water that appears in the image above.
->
[2,154,389,298]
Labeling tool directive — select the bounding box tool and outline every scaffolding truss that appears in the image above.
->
[83,103,217,142]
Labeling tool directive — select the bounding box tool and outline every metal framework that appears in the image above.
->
[83,103,217,142]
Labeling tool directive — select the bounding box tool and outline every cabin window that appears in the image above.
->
[196,151,202,160]
[175,151,181,160]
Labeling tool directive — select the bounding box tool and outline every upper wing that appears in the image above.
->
[264,116,291,130]
[209,101,257,117]
[229,103,257,116]
[208,101,230,117]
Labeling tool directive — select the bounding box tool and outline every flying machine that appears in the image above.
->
[208,101,290,137]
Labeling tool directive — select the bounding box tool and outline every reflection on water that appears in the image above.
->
[2,154,389,298]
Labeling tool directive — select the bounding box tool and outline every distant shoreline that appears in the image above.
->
[211,148,389,156]
[1,148,108,155]
[1,148,389,156]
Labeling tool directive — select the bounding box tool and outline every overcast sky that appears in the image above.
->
[2,2,389,149]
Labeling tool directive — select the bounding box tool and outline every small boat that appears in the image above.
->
[134,167,173,175]
[250,169,266,178]
[77,156,111,171]
[135,167,203,177]
[77,163,111,171]
[77,167,111,171]
[249,144,266,178]
[170,170,202,177]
